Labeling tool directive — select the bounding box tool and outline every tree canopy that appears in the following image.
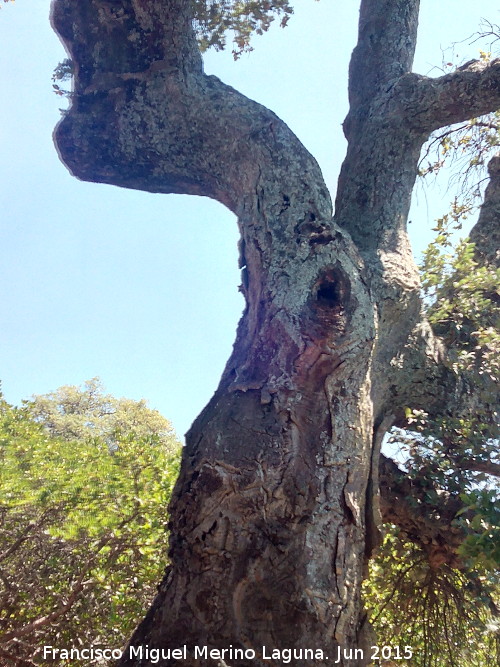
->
[0,381,181,666]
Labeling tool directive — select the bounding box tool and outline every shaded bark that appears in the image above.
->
[50,0,500,664]
[470,154,500,268]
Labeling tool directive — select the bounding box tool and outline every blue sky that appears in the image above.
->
[1,1,498,438]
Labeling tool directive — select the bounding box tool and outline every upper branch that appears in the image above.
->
[51,0,331,218]
[397,59,500,133]
[348,0,420,109]
[457,459,500,477]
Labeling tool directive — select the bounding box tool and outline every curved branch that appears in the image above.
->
[51,0,331,218]
[397,59,500,133]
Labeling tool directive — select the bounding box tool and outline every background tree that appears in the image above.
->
[0,383,181,666]
[27,377,178,449]
[47,1,500,665]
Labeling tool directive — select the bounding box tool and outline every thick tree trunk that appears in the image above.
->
[50,0,500,664]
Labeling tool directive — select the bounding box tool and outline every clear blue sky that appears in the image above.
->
[1,1,498,438]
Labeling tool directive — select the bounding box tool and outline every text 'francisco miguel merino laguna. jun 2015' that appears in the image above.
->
[43,643,414,663]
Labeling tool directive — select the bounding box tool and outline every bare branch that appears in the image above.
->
[457,459,500,477]
[398,59,500,133]
[470,18,500,49]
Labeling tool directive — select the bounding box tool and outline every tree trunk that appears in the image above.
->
[50,0,500,664]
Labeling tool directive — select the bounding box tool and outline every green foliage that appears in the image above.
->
[27,377,178,452]
[192,0,294,58]
[417,216,499,497]
[458,489,500,571]
[0,382,181,666]
[421,219,500,386]
[368,219,500,662]
[52,58,73,97]
[365,529,499,667]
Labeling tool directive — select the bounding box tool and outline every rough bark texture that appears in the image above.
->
[50,0,500,664]
[470,155,500,268]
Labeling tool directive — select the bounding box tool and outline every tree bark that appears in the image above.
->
[50,0,500,664]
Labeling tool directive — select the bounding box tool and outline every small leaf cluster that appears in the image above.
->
[192,0,294,58]
[51,58,74,98]
[458,489,500,571]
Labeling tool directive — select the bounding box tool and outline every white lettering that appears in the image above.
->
[262,647,325,662]
[171,647,184,659]
[129,645,143,658]
[149,648,160,664]
[195,646,208,658]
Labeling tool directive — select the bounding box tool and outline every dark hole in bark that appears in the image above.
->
[308,267,351,335]
[317,280,340,306]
